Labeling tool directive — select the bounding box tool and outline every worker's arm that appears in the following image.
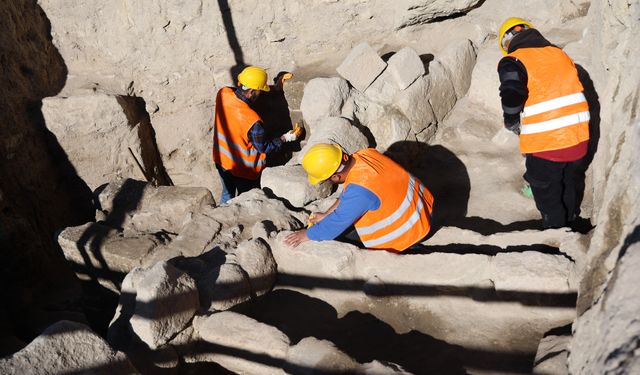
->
[497,56,528,134]
[248,122,283,154]
[306,184,380,241]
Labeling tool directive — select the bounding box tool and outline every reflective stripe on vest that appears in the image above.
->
[214,133,266,168]
[360,177,427,248]
[212,87,266,179]
[508,46,590,154]
[345,149,434,252]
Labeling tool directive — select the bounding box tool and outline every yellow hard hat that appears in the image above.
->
[238,66,270,92]
[301,143,343,185]
[498,17,534,55]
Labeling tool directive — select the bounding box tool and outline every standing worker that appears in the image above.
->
[213,66,301,203]
[284,144,434,252]
[497,17,590,229]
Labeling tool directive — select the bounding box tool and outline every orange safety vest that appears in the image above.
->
[344,149,434,252]
[212,87,267,180]
[508,46,590,154]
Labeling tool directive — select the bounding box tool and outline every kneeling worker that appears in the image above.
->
[284,144,434,252]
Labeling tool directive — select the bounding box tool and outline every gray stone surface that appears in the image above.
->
[387,47,425,90]
[436,39,477,99]
[533,335,570,375]
[300,77,350,126]
[366,107,412,151]
[130,261,199,349]
[292,117,370,165]
[97,179,215,234]
[491,251,573,293]
[569,242,640,375]
[190,311,291,374]
[0,321,138,374]
[285,337,360,373]
[41,94,158,190]
[57,222,158,291]
[393,75,437,138]
[425,60,458,122]
[364,67,400,105]
[199,262,253,312]
[261,165,333,207]
[337,42,387,92]
[233,238,278,297]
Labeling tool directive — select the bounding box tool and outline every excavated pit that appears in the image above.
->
[3,1,640,374]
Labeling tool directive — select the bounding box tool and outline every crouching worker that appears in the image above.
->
[284,144,434,252]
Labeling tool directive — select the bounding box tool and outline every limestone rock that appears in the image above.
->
[199,262,253,312]
[387,47,425,90]
[0,321,138,374]
[533,335,570,375]
[203,189,304,244]
[57,222,158,291]
[568,242,640,375]
[41,94,161,191]
[366,108,412,151]
[337,42,387,92]
[300,77,350,126]
[233,238,278,297]
[293,117,369,164]
[364,67,400,105]
[97,179,214,233]
[396,0,484,28]
[261,165,333,207]
[491,251,573,293]
[284,337,360,373]
[190,311,290,374]
[393,76,437,138]
[155,213,222,259]
[425,60,458,122]
[436,39,477,99]
[272,231,575,354]
[130,261,199,349]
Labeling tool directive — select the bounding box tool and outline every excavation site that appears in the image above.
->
[1,0,639,374]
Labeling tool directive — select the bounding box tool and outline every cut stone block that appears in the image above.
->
[261,164,333,207]
[387,47,426,90]
[300,77,350,126]
[337,42,387,92]
[97,179,215,233]
[190,311,290,374]
[436,39,477,99]
[234,238,277,297]
[364,67,400,105]
[393,76,437,138]
[292,117,369,165]
[130,261,199,349]
[426,60,458,122]
[0,321,138,375]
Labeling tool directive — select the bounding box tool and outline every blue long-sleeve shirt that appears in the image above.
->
[307,184,381,241]
[234,88,283,154]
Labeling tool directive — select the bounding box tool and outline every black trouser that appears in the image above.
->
[524,154,583,228]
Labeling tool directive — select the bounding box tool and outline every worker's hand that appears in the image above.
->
[284,230,310,248]
[280,123,304,142]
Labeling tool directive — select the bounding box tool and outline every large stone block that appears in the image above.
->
[0,321,138,374]
[190,311,290,374]
[233,238,278,297]
[97,179,214,233]
[337,42,387,92]
[387,47,425,90]
[393,75,437,136]
[57,222,158,291]
[366,108,412,151]
[491,252,574,293]
[130,261,199,349]
[364,67,400,105]
[300,77,350,126]
[285,337,360,373]
[426,60,458,122]
[293,117,369,165]
[42,94,151,190]
[261,165,333,207]
[436,39,477,99]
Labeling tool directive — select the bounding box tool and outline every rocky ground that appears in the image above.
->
[1,0,639,374]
